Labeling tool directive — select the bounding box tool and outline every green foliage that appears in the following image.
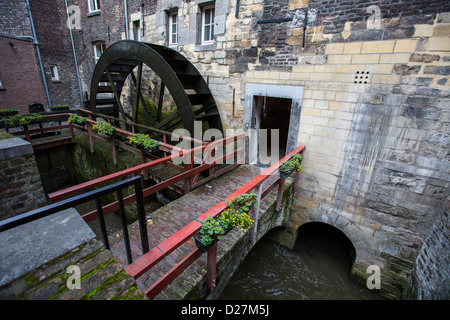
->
[1,113,43,127]
[50,104,69,111]
[280,153,304,173]
[68,114,87,125]
[92,121,116,136]
[219,208,254,231]
[128,133,160,152]
[0,108,19,116]
[197,216,229,245]
[227,193,258,213]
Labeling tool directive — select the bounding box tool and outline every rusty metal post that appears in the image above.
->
[206,243,217,291]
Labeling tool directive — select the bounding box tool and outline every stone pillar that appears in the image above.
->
[0,130,47,220]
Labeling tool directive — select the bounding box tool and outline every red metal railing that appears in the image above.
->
[47,111,246,223]
[124,144,305,299]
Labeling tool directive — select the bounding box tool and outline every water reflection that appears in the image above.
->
[219,224,382,300]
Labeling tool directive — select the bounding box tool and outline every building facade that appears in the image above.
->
[0,0,448,299]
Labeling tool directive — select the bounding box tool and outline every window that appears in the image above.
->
[169,12,178,45]
[88,0,100,13]
[201,5,215,44]
[93,42,106,64]
[50,65,60,81]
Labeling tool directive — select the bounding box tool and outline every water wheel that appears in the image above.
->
[89,40,223,137]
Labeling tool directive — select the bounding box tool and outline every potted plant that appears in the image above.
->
[279,153,304,179]
[226,193,258,213]
[194,216,229,252]
[68,114,87,126]
[193,208,255,252]
[50,104,69,111]
[0,108,19,116]
[92,121,116,137]
[1,113,43,127]
[128,133,160,153]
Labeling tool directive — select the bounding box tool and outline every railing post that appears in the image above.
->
[134,176,150,255]
[250,183,262,243]
[24,125,31,142]
[206,243,217,291]
[183,150,192,194]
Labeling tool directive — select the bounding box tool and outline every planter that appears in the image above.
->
[194,234,218,253]
[279,169,293,179]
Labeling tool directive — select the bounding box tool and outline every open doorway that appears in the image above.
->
[254,96,292,158]
[245,84,303,166]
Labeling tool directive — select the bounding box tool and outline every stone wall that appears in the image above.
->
[412,196,449,300]
[0,130,47,220]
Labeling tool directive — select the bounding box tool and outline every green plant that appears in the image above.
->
[219,208,254,231]
[128,133,160,152]
[280,153,304,173]
[226,193,258,213]
[50,104,69,111]
[196,216,229,245]
[68,114,87,125]
[1,113,43,127]
[92,121,116,136]
[0,108,19,116]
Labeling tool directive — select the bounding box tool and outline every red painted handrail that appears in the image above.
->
[124,144,305,298]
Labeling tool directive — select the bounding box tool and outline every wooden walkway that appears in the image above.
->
[30,134,73,151]
[108,164,278,299]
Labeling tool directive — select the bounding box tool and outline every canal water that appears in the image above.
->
[219,223,382,300]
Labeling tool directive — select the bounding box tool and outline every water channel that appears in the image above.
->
[219,222,383,300]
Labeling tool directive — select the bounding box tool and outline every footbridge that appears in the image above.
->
[0,110,305,299]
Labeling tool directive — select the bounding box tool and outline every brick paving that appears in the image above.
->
[108,164,278,299]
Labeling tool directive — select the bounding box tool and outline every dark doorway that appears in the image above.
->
[254,96,292,160]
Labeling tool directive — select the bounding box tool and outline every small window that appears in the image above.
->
[0,77,4,90]
[88,0,100,13]
[169,12,178,45]
[201,5,215,44]
[50,65,60,81]
[93,42,106,63]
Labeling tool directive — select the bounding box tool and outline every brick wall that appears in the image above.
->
[412,196,449,299]
[29,0,83,109]
[0,0,32,38]
[0,37,46,113]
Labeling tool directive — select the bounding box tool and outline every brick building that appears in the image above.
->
[1,0,449,299]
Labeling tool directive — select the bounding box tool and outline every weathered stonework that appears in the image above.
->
[0,130,47,220]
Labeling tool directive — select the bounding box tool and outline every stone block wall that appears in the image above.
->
[0,130,47,220]
[412,196,449,300]
[138,0,450,299]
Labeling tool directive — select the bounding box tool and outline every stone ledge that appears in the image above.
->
[0,132,33,161]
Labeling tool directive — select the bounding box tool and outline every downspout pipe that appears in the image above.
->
[25,0,52,110]
[124,0,129,39]
[64,0,84,108]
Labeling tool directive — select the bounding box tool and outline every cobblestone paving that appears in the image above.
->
[108,164,279,299]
